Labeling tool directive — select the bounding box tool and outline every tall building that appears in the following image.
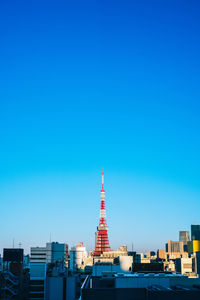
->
[191,225,200,241]
[1,248,29,299]
[179,231,190,251]
[30,242,68,299]
[93,171,111,256]
[166,240,184,253]
[187,240,200,254]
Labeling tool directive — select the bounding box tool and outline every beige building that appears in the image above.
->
[175,258,194,275]
[166,240,184,253]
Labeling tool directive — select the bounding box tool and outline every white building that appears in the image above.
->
[70,242,87,271]
[175,258,193,275]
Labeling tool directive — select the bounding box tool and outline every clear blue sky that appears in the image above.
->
[0,0,200,254]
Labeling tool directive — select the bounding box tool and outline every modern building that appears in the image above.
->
[194,251,200,276]
[187,240,200,254]
[166,240,184,253]
[81,273,200,300]
[179,231,190,251]
[175,258,194,275]
[191,225,200,241]
[45,264,76,300]
[31,242,68,265]
[1,248,29,299]
[93,171,111,256]
[69,242,87,271]
[132,262,163,272]
[30,242,68,299]
[30,246,47,264]
[157,249,188,260]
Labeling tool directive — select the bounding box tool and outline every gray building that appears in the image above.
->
[81,273,200,300]
[179,231,190,252]
[30,242,68,299]
[45,265,76,300]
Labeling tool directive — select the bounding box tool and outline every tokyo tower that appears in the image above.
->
[93,171,111,256]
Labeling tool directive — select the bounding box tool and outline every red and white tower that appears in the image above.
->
[93,171,111,256]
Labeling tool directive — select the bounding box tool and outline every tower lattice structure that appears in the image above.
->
[93,171,111,256]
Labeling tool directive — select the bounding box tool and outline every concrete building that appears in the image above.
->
[175,258,193,275]
[166,240,184,253]
[100,245,128,258]
[30,242,68,299]
[81,273,200,300]
[0,248,29,299]
[76,243,87,270]
[45,264,76,300]
[30,246,47,263]
[157,249,188,260]
[194,251,200,276]
[92,263,122,276]
[69,242,87,271]
[31,242,68,265]
[92,255,133,276]
[163,260,175,272]
[179,231,190,251]
[157,249,166,259]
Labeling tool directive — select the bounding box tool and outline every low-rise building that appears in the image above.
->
[175,258,194,275]
[81,273,200,300]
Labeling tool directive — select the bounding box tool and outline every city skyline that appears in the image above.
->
[0,171,199,254]
[1,0,200,255]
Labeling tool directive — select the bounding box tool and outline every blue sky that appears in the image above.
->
[0,0,200,254]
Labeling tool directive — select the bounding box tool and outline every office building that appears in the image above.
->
[69,242,87,271]
[179,231,190,251]
[81,272,200,300]
[1,248,29,299]
[187,240,200,254]
[175,258,193,275]
[191,225,200,241]
[30,242,68,299]
[45,264,76,300]
[166,240,184,253]
[195,251,200,276]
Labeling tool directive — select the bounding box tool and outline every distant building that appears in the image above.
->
[166,240,184,253]
[93,172,111,256]
[69,242,87,271]
[31,242,68,265]
[163,260,175,272]
[132,262,163,272]
[175,258,193,275]
[195,251,200,276]
[157,249,166,259]
[191,225,200,241]
[187,240,200,254]
[100,245,128,258]
[179,231,190,251]
[30,246,47,264]
[157,249,188,261]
